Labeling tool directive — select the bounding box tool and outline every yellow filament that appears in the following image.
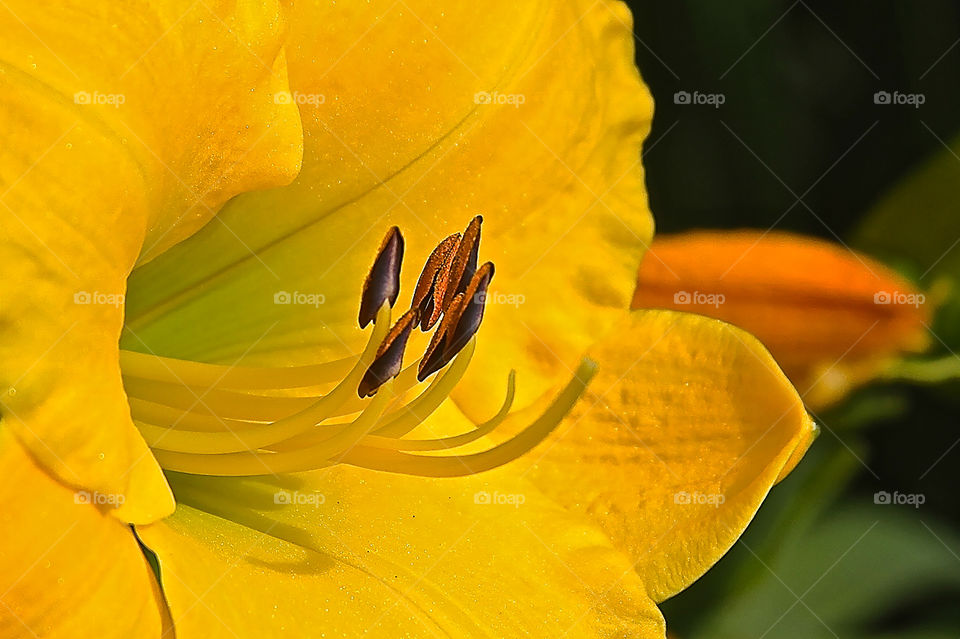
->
[129,397,263,432]
[136,305,391,454]
[125,350,425,427]
[262,340,475,453]
[362,371,516,451]
[338,359,597,476]
[302,356,427,419]
[372,339,476,438]
[124,377,314,420]
[120,349,355,390]
[152,383,394,475]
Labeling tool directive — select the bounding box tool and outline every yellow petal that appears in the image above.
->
[0,428,169,638]
[633,231,931,408]
[122,0,653,421]
[522,310,817,602]
[0,0,303,520]
[138,404,664,638]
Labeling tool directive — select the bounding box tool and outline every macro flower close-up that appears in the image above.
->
[3,2,958,638]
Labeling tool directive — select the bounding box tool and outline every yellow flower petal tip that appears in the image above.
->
[634,230,931,408]
[524,309,817,603]
[775,413,819,484]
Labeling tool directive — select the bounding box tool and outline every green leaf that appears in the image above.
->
[853,132,960,350]
[685,506,960,639]
[854,133,960,278]
[661,439,861,636]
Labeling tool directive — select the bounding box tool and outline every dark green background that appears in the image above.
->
[624,1,960,636]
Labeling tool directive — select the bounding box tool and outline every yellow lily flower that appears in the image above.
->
[0,2,817,638]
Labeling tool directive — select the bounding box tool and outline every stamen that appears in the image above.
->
[444,262,493,361]
[358,226,404,328]
[124,378,315,421]
[418,292,465,381]
[338,359,597,476]
[259,339,475,452]
[129,397,261,432]
[357,309,418,398]
[362,370,515,450]
[129,352,427,430]
[119,350,354,390]
[411,233,460,330]
[440,215,483,312]
[126,219,594,482]
[416,262,492,381]
[414,216,482,331]
[152,382,395,475]
[136,304,392,455]
[372,338,476,438]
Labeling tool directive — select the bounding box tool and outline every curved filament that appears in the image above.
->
[338,359,597,476]
[152,384,394,475]
[138,304,391,454]
[362,370,516,451]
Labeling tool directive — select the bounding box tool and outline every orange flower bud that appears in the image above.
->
[633,231,931,407]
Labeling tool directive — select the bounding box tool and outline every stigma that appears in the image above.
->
[120,218,596,477]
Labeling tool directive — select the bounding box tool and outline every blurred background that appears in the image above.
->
[623,1,960,637]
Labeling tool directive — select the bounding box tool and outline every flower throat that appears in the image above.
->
[121,217,596,477]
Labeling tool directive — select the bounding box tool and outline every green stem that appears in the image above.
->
[881,355,960,384]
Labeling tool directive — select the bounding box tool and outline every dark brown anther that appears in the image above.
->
[410,233,460,330]
[417,293,465,381]
[358,227,404,328]
[358,308,419,397]
[443,262,494,362]
[422,257,455,330]
[439,216,483,313]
